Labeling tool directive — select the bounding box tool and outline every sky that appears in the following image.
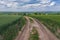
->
[0,0,60,12]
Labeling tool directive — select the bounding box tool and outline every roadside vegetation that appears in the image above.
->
[30,15,60,39]
[29,27,39,40]
[0,15,26,40]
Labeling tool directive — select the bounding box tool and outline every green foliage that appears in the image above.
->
[3,25,18,40]
[30,15,60,39]
[29,27,39,40]
[18,17,26,31]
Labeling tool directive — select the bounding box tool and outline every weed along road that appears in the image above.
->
[15,16,59,40]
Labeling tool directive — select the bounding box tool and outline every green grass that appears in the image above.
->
[30,15,60,39]
[0,15,21,34]
[0,15,20,26]
[0,15,26,40]
[29,27,39,40]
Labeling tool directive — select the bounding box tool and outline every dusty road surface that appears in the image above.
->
[15,16,59,40]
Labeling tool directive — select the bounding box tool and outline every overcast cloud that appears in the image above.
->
[0,0,60,12]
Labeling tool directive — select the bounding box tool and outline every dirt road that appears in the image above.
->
[29,17,59,40]
[15,16,59,40]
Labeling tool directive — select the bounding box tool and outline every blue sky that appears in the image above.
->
[0,0,60,12]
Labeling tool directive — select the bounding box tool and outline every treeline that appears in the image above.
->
[0,12,60,15]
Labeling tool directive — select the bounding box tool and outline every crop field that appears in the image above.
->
[0,15,21,26]
[0,15,26,40]
[30,15,60,39]
[0,12,60,40]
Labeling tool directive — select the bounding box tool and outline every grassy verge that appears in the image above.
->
[29,18,33,23]
[29,27,39,40]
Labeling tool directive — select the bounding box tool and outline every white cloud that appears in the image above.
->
[20,0,30,2]
[7,0,17,1]
[49,2,55,6]
[0,0,18,8]
[0,0,56,9]
[39,0,55,6]
[19,0,56,8]
[0,1,6,5]
[20,0,55,9]
[40,0,51,3]
[6,2,18,8]
[22,4,41,8]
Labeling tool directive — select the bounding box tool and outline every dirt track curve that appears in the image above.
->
[15,16,59,40]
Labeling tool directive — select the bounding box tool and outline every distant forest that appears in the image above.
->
[0,12,60,15]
